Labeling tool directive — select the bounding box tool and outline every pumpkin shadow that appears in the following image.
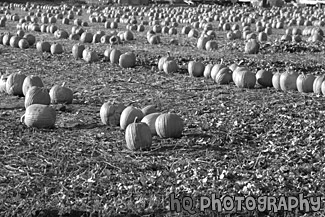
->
[59,122,100,130]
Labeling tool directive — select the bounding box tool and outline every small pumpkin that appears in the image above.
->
[197,35,209,50]
[120,106,144,130]
[244,39,260,54]
[256,69,273,87]
[104,45,113,61]
[49,83,73,104]
[21,104,56,128]
[25,86,50,108]
[6,71,26,96]
[158,52,173,71]
[110,48,122,64]
[279,68,299,91]
[82,48,99,63]
[203,64,213,78]
[18,38,29,49]
[321,80,325,95]
[155,113,184,138]
[141,105,158,116]
[205,40,218,51]
[100,101,126,126]
[163,60,178,74]
[80,31,93,43]
[36,40,51,53]
[125,119,152,151]
[50,43,63,54]
[119,51,136,68]
[215,67,233,85]
[72,43,85,59]
[233,66,256,88]
[313,74,325,95]
[141,112,161,136]
[0,75,7,93]
[23,33,36,46]
[188,61,205,77]
[296,74,315,93]
[22,75,44,96]
[211,59,226,80]
[9,36,21,48]
[272,71,282,90]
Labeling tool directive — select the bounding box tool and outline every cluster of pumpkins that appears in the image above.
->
[100,103,184,151]
[0,72,73,128]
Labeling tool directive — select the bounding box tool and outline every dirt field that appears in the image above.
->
[0,2,325,217]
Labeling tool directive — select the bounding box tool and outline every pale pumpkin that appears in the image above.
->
[125,120,152,151]
[155,113,184,138]
[215,67,233,85]
[120,106,144,130]
[321,80,325,95]
[256,69,273,87]
[203,64,213,78]
[141,112,161,136]
[119,52,136,68]
[245,39,260,54]
[188,61,205,77]
[141,105,158,116]
[158,52,173,71]
[313,74,325,95]
[100,101,126,126]
[18,38,29,49]
[49,83,73,104]
[21,104,56,128]
[25,86,50,108]
[82,48,99,63]
[197,35,209,50]
[272,71,281,90]
[36,40,51,53]
[205,40,218,51]
[72,43,85,59]
[233,66,256,88]
[296,74,315,93]
[6,72,26,96]
[210,60,226,80]
[50,43,63,54]
[80,31,93,43]
[229,63,238,72]
[0,75,7,93]
[22,75,44,96]
[163,60,178,74]
[279,69,299,91]
[110,48,122,64]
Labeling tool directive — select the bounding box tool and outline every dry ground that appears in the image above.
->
[1,2,325,217]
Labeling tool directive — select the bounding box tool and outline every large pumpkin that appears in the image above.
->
[188,61,205,77]
[272,71,281,90]
[233,66,256,88]
[21,104,56,128]
[6,72,26,96]
[256,69,273,87]
[296,74,315,93]
[215,67,233,85]
[141,112,161,136]
[25,86,50,108]
[313,74,325,95]
[210,61,226,80]
[120,106,144,130]
[22,75,44,96]
[155,113,184,138]
[125,120,152,151]
[100,101,126,126]
[279,69,299,91]
[49,83,73,104]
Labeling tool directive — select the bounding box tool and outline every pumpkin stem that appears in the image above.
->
[167,51,170,57]
[20,114,25,124]
[134,116,138,123]
[62,82,66,87]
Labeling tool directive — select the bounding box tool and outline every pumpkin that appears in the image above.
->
[321,80,325,95]
[188,61,205,77]
[125,119,152,151]
[197,35,209,50]
[9,36,21,48]
[2,32,13,45]
[279,68,299,91]
[211,60,226,80]
[205,40,218,51]
[272,71,281,90]
[80,31,93,43]
[141,105,158,116]
[245,39,260,54]
[25,86,50,108]
[92,33,102,43]
[49,83,73,104]
[110,48,122,64]
[148,35,160,44]
[0,75,7,93]
[163,60,178,74]
[158,52,173,71]
[229,63,238,72]
[6,72,26,96]
[313,74,325,95]
[203,64,213,78]
[36,40,51,52]
[155,113,184,138]
[141,112,161,136]
[123,30,134,41]
[101,35,111,44]
[296,74,315,93]
[100,101,126,126]
[50,43,63,54]
[119,52,136,68]
[120,106,144,130]
[82,48,99,63]
[110,35,120,45]
[233,66,256,88]
[72,43,85,59]
[18,38,29,49]
[215,67,233,85]
[256,69,273,87]
[23,34,36,46]
[21,104,56,128]
[22,75,44,96]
